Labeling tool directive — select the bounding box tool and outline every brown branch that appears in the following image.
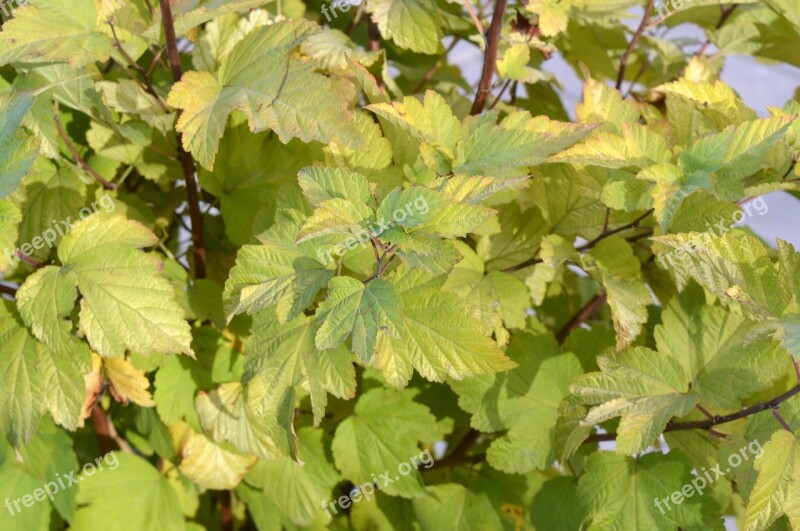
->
[90,404,135,454]
[159,0,207,279]
[462,0,485,36]
[487,78,512,111]
[433,290,609,469]
[366,16,383,88]
[108,19,169,112]
[0,283,17,298]
[585,384,800,443]
[575,209,654,253]
[431,429,484,469]
[615,0,656,91]
[412,38,460,93]
[694,4,738,58]
[556,292,608,344]
[470,0,508,115]
[54,103,116,190]
[502,209,654,273]
[220,490,233,531]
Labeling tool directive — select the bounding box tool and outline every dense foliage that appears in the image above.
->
[1,0,799,529]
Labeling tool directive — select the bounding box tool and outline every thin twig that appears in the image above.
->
[616,0,656,91]
[90,405,135,454]
[411,38,460,93]
[54,103,116,190]
[432,429,482,469]
[585,385,800,443]
[694,4,738,58]
[159,0,207,279]
[367,16,383,88]
[487,78,512,111]
[772,408,794,433]
[503,209,654,273]
[220,490,233,531]
[576,209,654,253]
[462,0,485,36]
[108,19,169,112]
[556,293,607,344]
[0,284,17,298]
[470,0,508,115]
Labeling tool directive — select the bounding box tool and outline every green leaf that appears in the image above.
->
[168,20,362,170]
[412,484,504,530]
[241,427,339,526]
[314,277,403,362]
[578,451,723,530]
[0,0,112,68]
[332,388,446,497]
[0,91,37,197]
[298,166,373,207]
[451,329,583,473]
[367,91,461,157]
[366,0,443,54]
[583,238,652,349]
[301,28,381,71]
[653,231,785,319]
[223,221,333,322]
[455,112,593,177]
[55,214,194,358]
[196,380,291,460]
[72,453,186,531]
[0,300,46,446]
[552,123,671,169]
[244,308,356,431]
[374,266,516,387]
[746,429,800,531]
[175,423,256,490]
[570,346,697,454]
[679,116,794,185]
[655,284,786,410]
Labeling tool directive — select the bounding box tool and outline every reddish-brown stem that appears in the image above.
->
[159,0,207,279]
[54,104,116,190]
[470,0,507,115]
[462,0,485,36]
[616,0,656,91]
[16,250,43,268]
[556,293,608,344]
[432,429,482,469]
[0,284,17,298]
[488,78,512,111]
[694,5,738,58]
[90,404,134,454]
[108,20,169,112]
[220,490,233,531]
[772,408,794,433]
[411,38,460,93]
[695,403,715,421]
